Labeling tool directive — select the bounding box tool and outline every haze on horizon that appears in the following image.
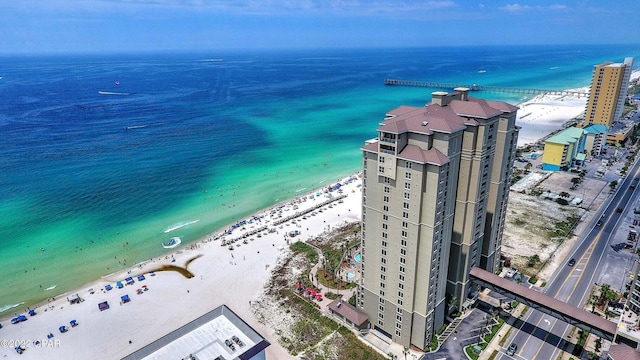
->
[1,0,639,55]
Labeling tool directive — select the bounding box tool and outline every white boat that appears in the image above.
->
[162,237,181,249]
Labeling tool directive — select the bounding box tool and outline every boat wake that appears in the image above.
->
[0,302,25,313]
[164,220,199,233]
[98,91,130,95]
[46,285,57,291]
[125,125,147,130]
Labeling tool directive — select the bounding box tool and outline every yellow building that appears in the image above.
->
[542,127,587,171]
[583,58,633,127]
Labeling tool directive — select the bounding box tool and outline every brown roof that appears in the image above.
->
[608,343,640,360]
[398,144,450,165]
[485,99,519,113]
[378,105,468,135]
[449,97,503,119]
[469,267,617,338]
[361,141,379,153]
[327,298,369,327]
[379,95,514,136]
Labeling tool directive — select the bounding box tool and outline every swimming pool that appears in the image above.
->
[354,253,362,263]
[347,272,355,279]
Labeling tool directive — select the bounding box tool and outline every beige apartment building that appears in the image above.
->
[357,88,519,349]
[583,58,634,127]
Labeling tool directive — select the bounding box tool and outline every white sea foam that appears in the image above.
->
[295,188,307,193]
[164,220,199,233]
[0,302,25,313]
[45,285,57,291]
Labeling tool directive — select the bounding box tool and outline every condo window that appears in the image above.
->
[383,196,389,203]
[380,156,385,163]
[404,182,411,190]
[396,322,402,330]
[395,329,401,337]
[383,214,389,221]
[406,161,412,169]
[379,166,385,173]
[399,266,405,273]
[404,192,410,200]
[384,186,390,193]
[405,172,411,179]
[381,268,386,275]
[401,230,408,238]
[399,283,404,290]
[383,205,389,212]
[384,177,391,184]
[397,298,403,306]
[403,202,409,210]
[401,239,407,247]
[400,257,406,264]
[402,211,409,219]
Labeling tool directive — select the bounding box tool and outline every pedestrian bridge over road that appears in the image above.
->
[469,267,617,341]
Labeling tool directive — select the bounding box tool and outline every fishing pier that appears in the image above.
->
[384,79,589,98]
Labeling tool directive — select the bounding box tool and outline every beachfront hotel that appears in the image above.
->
[357,88,519,349]
[583,57,634,128]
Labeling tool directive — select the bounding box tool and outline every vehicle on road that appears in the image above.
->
[568,258,576,266]
[506,342,517,356]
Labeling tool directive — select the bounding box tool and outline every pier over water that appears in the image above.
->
[384,78,589,98]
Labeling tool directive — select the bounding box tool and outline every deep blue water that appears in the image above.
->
[1,44,639,313]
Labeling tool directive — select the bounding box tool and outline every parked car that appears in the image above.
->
[506,342,517,356]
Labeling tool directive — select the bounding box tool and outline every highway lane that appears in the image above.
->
[495,160,640,359]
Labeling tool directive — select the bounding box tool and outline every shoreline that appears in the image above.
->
[515,69,640,147]
[0,172,363,359]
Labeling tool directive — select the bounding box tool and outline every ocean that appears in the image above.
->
[1,44,639,314]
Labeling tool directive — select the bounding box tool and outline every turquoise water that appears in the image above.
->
[1,45,639,314]
[354,253,362,263]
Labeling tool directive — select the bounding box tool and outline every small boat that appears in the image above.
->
[162,237,181,249]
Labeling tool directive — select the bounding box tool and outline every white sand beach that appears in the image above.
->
[516,70,640,146]
[0,175,363,360]
[515,88,589,146]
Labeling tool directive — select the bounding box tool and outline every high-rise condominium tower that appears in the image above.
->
[357,88,519,348]
[583,57,634,127]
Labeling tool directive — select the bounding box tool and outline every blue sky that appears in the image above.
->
[2,0,639,54]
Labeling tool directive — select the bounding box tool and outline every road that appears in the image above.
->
[495,157,640,359]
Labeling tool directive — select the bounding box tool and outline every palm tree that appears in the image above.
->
[403,346,409,360]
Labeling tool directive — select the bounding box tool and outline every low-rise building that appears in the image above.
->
[542,127,587,171]
[582,124,608,156]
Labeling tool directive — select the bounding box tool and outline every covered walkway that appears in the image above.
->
[469,266,617,341]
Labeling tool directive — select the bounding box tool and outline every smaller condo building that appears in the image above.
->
[582,124,609,156]
[541,127,588,171]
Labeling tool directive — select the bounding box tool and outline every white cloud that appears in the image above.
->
[500,3,532,12]
[499,3,569,13]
